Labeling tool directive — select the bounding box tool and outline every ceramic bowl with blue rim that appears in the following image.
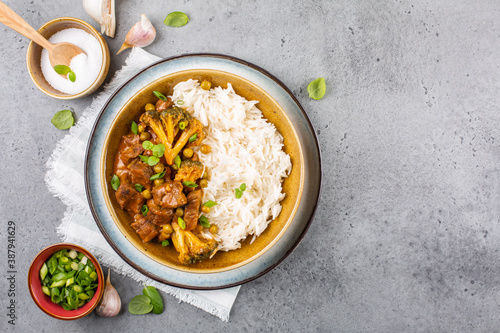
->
[85,54,321,289]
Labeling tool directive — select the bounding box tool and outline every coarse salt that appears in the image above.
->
[40,28,103,95]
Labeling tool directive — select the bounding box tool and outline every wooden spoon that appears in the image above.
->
[0,1,85,69]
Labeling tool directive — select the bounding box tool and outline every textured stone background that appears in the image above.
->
[1,0,500,331]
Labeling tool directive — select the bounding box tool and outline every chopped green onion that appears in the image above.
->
[203,200,218,208]
[134,184,144,192]
[199,215,210,228]
[153,90,167,101]
[174,155,181,169]
[150,172,166,181]
[111,174,120,191]
[178,217,186,229]
[40,263,48,281]
[182,181,198,188]
[42,286,50,296]
[131,121,138,135]
[70,262,79,271]
[141,205,149,216]
[178,121,186,130]
[68,250,77,259]
[188,133,197,142]
[177,100,184,105]
[66,277,75,287]
[162,240,170,246]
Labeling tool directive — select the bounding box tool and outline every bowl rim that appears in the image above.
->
[85,53,323,289]
[25,16,109,100]
[27,242,105,320]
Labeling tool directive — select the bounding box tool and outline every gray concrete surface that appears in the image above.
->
[1,0,500,331]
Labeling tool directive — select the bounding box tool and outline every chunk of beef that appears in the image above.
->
[156,97,173,112]
[129,161,154,187]
[152,180,187,208]
[146,199,175,226]
[116,133,144,165]
[131,214,159,243]
[115,183,144,213]
[184,190,203,231]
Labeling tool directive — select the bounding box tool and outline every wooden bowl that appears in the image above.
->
[28,243,105,320]
[26,17,110,100]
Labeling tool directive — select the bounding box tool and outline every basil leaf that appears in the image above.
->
[142,286,164,314]
[51,110,74,129]
[128,295,153,315]
[152,144,165,158]
[131,121,138,135]
[203,200,217,208]
[141,205,149,216]
[153,90,167,101]
[148,156,160,166]
[240,183,246,191]
[134,184,143,192]
[161,240,170,246]
[182,181,198,188]
[164,11,189,27]
[235,188,243,199]
[178,217,186,229]
[53,65,71,75]
[139,155,149,163]
[111,175,120,191]
[307,77,326,100]
[188,133,197,142]
[174,155,181,169]
[142,140,154,150]
[199,215,210,228]
[150,172,165,181]
[68,71,76,82]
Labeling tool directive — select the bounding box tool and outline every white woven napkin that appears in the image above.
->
[45,47,240,321]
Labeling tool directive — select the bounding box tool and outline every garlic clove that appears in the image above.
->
[83,0,116,38]
[117,14,156,54]
[96,268,121,317]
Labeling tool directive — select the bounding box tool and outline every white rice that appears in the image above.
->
[170,79,292,251]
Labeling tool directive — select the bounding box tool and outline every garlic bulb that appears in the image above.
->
[117,14,156,54]
[96,268,121,317]
[83,0,116,38]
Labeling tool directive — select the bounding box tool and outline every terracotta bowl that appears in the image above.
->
[28,243,105,320]
[26,17,110,100]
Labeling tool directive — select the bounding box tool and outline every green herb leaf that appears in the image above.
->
[178,121,186,130]
[53,65,71,75]
[178,217,186,229]
[177,100,184,105]
[182,181,198,188]
[128,295,153,315]
[152,144,165,158]
[134,184,143,192]
[161,240,170,246]
[188,133,197,142]
[199,215,210,228]
[139,155,149,163]
[307,77,326,100]
[131,121,138,135]
[164,11,189,27]
[150,172,166,181]
[142,286,164,314]
[148,156,160,166]
[203,200,218,208]
[68,71,76,82]
[235,188,243,199]
[111,175,120,191]
[240,183,246,191]
[141,205,149,216]
[174,155,181,169]
[51,110,74,129]
[153,90,167,101]
[142,140,154,150]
